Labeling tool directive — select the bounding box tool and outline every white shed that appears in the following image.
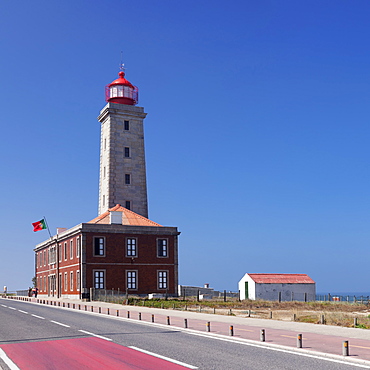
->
[238,273,316,301]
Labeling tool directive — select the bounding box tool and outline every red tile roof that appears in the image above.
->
[88,204,162,227]
[248,274,315,284]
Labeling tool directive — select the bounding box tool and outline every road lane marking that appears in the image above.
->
[129,346,198,369]
[281,335,296,339]
[31,314,45,319]
[237,328,254,332]
[0,348,20,370]
[18,310,28,314]
[78,330,112,341]
[352,345,370,350]
[8,307,16,310]
[1,304,7,307]
[50,320,70,327]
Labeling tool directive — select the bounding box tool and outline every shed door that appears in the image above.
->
[245,282,249,299]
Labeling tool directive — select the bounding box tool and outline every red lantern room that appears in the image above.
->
[105,70,139,105]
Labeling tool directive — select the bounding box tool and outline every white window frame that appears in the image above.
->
[158,270,168,290]
[127,270,137,290]
[126,238,137,257]
[76,237,80,258]
[70,240,73,260]
[94,270,105,289]
[93,237,105,257]
[76,270,80,291]
[157,239,168,258]
[64,242,67,261]
[70,271,73,291]
[64,272,67,292]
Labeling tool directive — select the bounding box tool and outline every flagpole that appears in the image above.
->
[43,216,53,240]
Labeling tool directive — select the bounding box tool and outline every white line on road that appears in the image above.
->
[18,310,28,314]
[1,304,7,307]
[31,314,45,319]
[8,307,16,310]
[78,330,112,341]
[50,320,70,327]
[129,346,198,369]
[0,348,20,370]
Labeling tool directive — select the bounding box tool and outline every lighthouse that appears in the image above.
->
[97,67,148,217]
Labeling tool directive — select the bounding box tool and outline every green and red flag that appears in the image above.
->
[32,219,47,232]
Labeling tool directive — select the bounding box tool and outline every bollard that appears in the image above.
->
[229,309,232,315]
[213,307,216,314]
[73,304,75,309]
[343,341,349,356]
[248,310,251,317]
[167,316,170,325]
[99,307,101,313]
[297,334,302,348]
[184,319,188,328]
[293,313,296,322]
[63,302,65,307]
[67,303,70,308]
[206,322,211,332]
[107,308,110,315]
[58,302,60,307]
[229,325,234,336]
[320,314,325,324]
[78,304,81,310]
[85,305,87,311]
[91,306,93,312]
[152,314,155,323]
[354,317,358,327]
[139,312,142,320]
[269,311,273,319]
[116,310,119,317]
[185,304,187,311]
[127,311,130,318]
[260,329,265,342]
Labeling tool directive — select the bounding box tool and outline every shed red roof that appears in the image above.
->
[88,204,162,227]
[248,274,315,284]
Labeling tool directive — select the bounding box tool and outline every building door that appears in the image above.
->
[245,282,249,299]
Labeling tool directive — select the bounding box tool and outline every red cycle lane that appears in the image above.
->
[0,337,193,370]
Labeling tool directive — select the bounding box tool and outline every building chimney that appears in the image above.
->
[204,283,209,289]
[110,211,123,224]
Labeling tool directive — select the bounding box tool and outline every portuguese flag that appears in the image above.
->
[32,219,47,232]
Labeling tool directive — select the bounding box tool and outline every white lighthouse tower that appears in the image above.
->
[97,67,148,218]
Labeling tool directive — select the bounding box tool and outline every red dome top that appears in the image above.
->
[105,71,138,105]
[108,71,134,89]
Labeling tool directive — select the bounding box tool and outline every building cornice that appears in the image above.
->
[34,223,180,251]
[97,103,147,123]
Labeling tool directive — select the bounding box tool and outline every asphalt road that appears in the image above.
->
[0,298,367,370]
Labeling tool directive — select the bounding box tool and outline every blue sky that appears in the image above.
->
[1,1,370,293]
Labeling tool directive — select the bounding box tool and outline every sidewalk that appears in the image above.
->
[6,295,370,366]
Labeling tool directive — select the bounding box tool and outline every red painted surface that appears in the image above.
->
[0,337,189,369]
[248,273,315,284]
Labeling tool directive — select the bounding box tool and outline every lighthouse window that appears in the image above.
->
[124,120,129,130]
[125,174,131,185]
[117,85,124,97]
[124,147,130,157]
[111,86,118,97]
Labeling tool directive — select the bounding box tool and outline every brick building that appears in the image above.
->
[34,205,180,298]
